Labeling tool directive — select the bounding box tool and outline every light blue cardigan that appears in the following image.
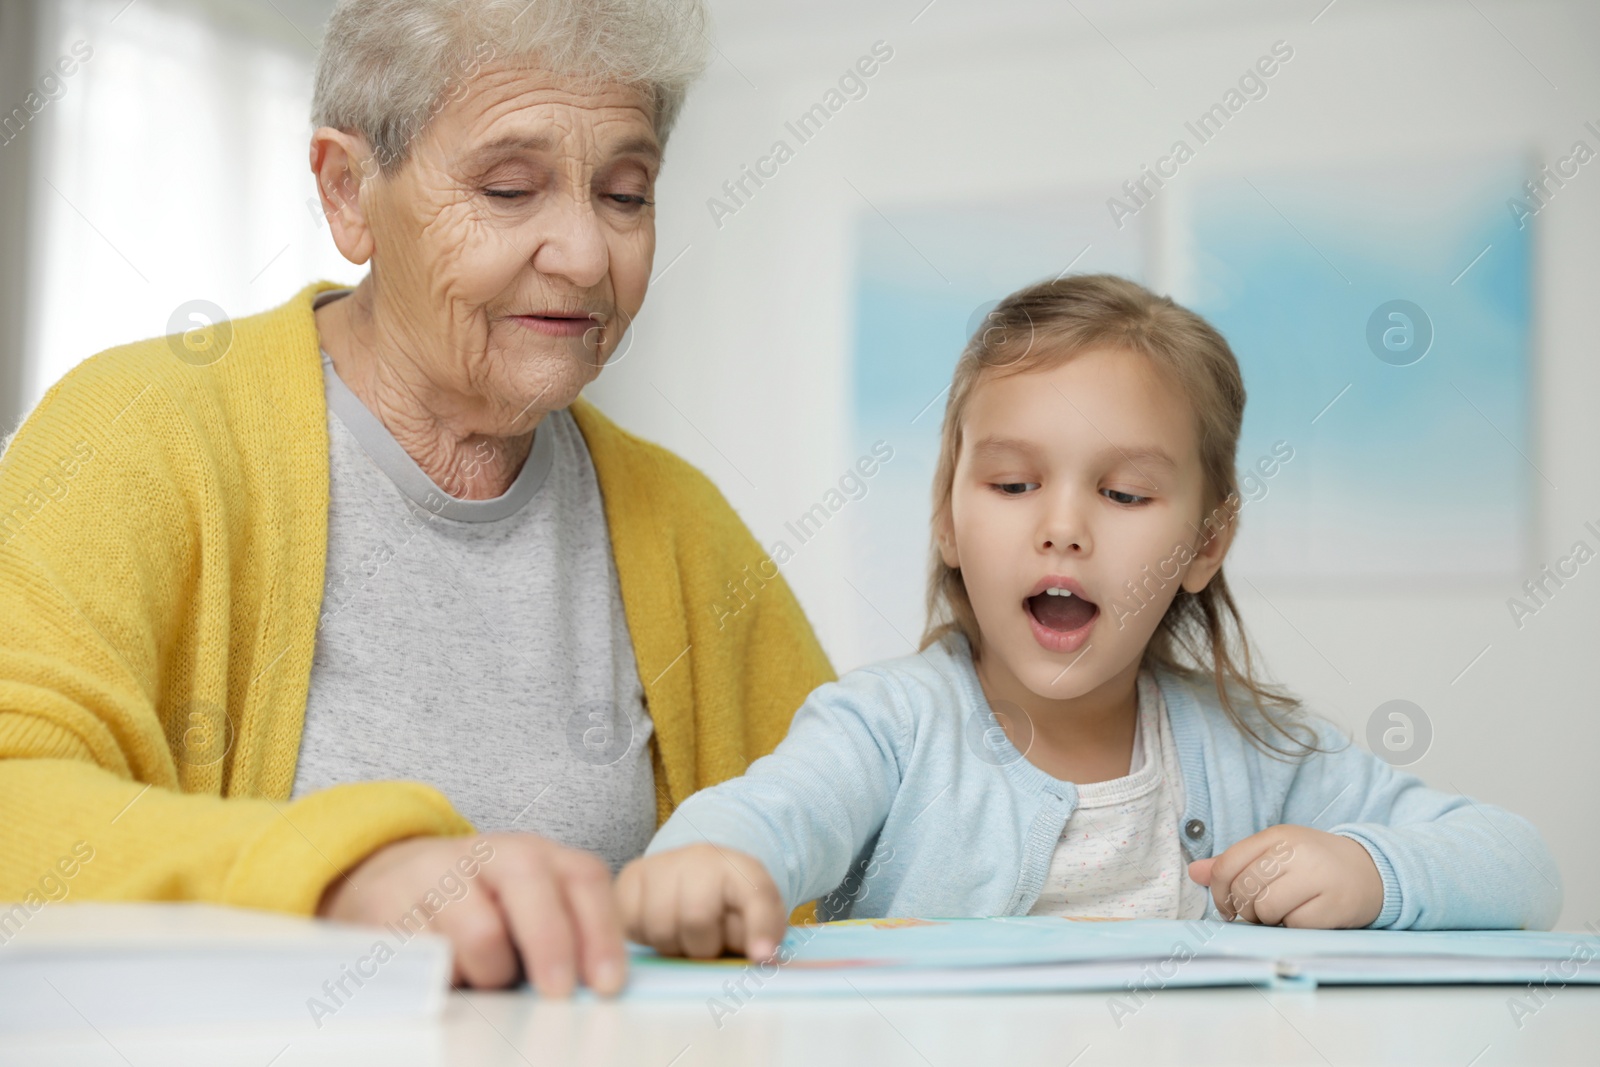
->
[646,631,1562,930]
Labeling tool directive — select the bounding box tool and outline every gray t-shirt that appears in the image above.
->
[289,288,656,873]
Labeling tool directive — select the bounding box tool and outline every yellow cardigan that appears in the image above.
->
[0,280,834,919]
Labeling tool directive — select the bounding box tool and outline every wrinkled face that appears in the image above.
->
[359,63,659,424]
[938,346,1230,704]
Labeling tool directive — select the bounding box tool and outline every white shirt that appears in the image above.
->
[1027,670,1210,919]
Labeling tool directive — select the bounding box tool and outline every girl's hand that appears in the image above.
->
[615,844,788,961]
[1187,824,1384,928]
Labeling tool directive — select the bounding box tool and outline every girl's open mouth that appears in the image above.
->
[1024,587,1098,653]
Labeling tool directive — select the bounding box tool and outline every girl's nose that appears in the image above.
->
[1040,506,1090,554]
[1036,489,1088,556]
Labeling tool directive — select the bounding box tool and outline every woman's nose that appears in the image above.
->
[531,194,609,291]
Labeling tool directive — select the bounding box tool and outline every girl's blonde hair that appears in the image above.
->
[918,273,1317,759]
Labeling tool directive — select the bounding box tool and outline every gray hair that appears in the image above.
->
[312,0,710,177]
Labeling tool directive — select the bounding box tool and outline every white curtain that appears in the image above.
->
[23,0,356,410]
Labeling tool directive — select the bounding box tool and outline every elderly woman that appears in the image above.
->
[0,0,831,998]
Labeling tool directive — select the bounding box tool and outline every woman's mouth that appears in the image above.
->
[1024,583,1099,653]
[511,313,600,338]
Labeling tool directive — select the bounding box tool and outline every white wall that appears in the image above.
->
[588,0,1600,930]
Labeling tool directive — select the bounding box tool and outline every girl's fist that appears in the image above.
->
[616,844,788,961]
[1188,824,1383,928]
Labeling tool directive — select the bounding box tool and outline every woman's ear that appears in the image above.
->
[1179,495,1239,595]
[309,128,377,266]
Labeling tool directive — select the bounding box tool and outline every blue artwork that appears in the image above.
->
[1183,156,1533,581]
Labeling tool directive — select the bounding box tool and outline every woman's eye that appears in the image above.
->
[1102,488,1150,505]
[606,193,653,207]
[993,482,1039,496]
[484,189,527,200]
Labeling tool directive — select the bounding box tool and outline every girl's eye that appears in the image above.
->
[993,482,1039,496]
[1102,488,1150,506]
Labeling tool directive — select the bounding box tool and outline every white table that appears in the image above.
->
[2,984,1597,1066]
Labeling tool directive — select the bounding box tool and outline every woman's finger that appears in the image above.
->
[486,850,578,997]
[432,893,519,989]
[555,850,628,995]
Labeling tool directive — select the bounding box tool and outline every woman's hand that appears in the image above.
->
[615,844,787,962]
[316,832,625,997]
[1187,824,1384,928]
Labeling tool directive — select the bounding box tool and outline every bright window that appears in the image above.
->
[23,0,353,409]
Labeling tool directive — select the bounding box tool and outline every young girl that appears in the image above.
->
[615,274,1561,963]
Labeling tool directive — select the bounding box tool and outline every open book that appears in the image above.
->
[8,905,1594,1023]
[621,915,1600,998]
